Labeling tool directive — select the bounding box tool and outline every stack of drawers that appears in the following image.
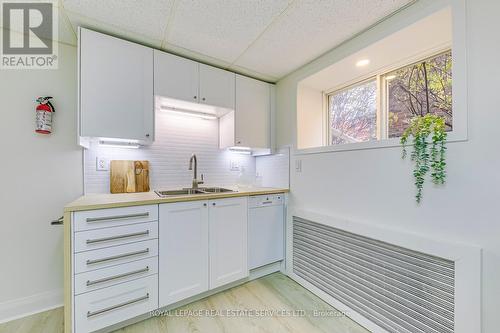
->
[72,205,159,332]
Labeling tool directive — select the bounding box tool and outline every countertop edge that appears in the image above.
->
[64,188,289,212]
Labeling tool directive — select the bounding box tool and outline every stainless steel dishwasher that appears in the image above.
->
[248,194,285,270]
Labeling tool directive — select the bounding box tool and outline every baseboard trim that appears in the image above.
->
[0,289,63,324]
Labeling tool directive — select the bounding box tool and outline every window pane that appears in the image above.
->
[386,51,452,138]
[329,80,377,145]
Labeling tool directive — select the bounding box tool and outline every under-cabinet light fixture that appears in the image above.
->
[228,146,252,155]
[98,140,140,149]
[160,105,217,120]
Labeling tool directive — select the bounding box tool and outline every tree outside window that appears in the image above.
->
[386,51,452,138]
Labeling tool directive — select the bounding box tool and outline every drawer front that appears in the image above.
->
[75,256,158,295]
[74,239,158,274]
[249,193,284,207]
[75,275,158,333]
[74,221,158,253]
[74,205,158,231]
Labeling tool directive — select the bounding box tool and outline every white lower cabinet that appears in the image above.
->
[208,197,248,289]
[74,275,158,333]
[71,195,280,332]
[158,201,209,307]
[158,197,248,307]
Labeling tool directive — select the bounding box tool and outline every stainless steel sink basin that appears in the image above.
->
[155,189,204,197]
[199,187,234,193]
[155,187,235,197]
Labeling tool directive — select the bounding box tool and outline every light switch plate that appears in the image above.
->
[96,157,109,171]
[230,160,240,171]
[295,159,302,172]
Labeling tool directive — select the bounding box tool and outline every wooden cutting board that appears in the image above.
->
[110,160,150,193]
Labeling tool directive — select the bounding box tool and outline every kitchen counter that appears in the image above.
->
[65,186,289,212]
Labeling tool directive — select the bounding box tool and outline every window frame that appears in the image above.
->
[313,46,464,155]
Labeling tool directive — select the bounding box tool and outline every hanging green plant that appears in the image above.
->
[400,114,447,203]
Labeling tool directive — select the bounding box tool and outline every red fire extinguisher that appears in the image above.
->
[35,96,55,134]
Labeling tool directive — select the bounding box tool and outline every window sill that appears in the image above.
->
[294,131,467,155]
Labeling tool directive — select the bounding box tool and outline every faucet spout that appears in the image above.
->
[188,154,203,189]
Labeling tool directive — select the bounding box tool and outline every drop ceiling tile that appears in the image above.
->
[235,0,414,79]
[63,10,163,48]
[61,0,174,41]
[165,0,293,63]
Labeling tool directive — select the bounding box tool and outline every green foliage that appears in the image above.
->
[400,115,447,203]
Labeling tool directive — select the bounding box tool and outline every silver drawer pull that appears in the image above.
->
[86,230,150,244]
[262,201,273,204]
[86,248,149,265]
[86,266,150,286]
[86,212,149,223]
[87,293,149,318]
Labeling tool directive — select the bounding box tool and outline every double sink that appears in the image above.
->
[155,187,235,197]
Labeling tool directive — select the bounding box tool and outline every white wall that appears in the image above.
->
[297,85,324,149]
[0,38,82,322]
[276,0,500,332]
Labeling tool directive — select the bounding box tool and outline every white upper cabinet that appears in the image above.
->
[79,28,154,144]
[234,75,271,149]
[220,75,273,151]
[199,64,235,110]
[154,52,235,111]
[154,51,199,103]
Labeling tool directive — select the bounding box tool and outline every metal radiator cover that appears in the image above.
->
[293,216,455,333]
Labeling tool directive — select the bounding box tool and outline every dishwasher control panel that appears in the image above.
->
[248,194,284,208]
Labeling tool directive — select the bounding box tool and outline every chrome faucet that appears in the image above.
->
[188,154,204,189]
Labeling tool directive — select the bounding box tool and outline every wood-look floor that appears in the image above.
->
[0,273,369,333]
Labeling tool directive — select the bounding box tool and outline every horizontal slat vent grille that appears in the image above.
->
[293,216,455,333]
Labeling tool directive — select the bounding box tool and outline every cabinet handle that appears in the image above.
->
[202,97,206,101]
[212,202,216,206]
[86,230,149,244]
[86,266,150,286]
[87,293,150,318]
[193,96,197,99]
[86,248,149,265]
[86,212,149,223]
[262,201,273,204]
[145,134,150,138]
[203,203,207,207]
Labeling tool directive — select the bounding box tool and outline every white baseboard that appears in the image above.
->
[0,289,63,324]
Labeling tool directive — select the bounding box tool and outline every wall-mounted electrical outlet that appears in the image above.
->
[96,157,109,171]
[230,160,240,171]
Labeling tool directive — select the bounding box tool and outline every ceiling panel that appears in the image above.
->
[63,10,163,48]
[62,0,174,42]
[234,0,414,79]
[165,0,292,63]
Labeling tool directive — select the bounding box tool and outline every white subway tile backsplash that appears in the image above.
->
[256,147,290,188]
[84,112,256,193]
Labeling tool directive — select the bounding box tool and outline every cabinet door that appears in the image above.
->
[159,201,209,307]
[154,50,199,103]
[235,75,271,148]
[199,64,235,110]
[209,197,248,289]
[79,28,153,142]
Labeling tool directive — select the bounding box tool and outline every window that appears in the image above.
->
[329,79,377,145]
[385,51,452,137]
[327,50,452,145]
